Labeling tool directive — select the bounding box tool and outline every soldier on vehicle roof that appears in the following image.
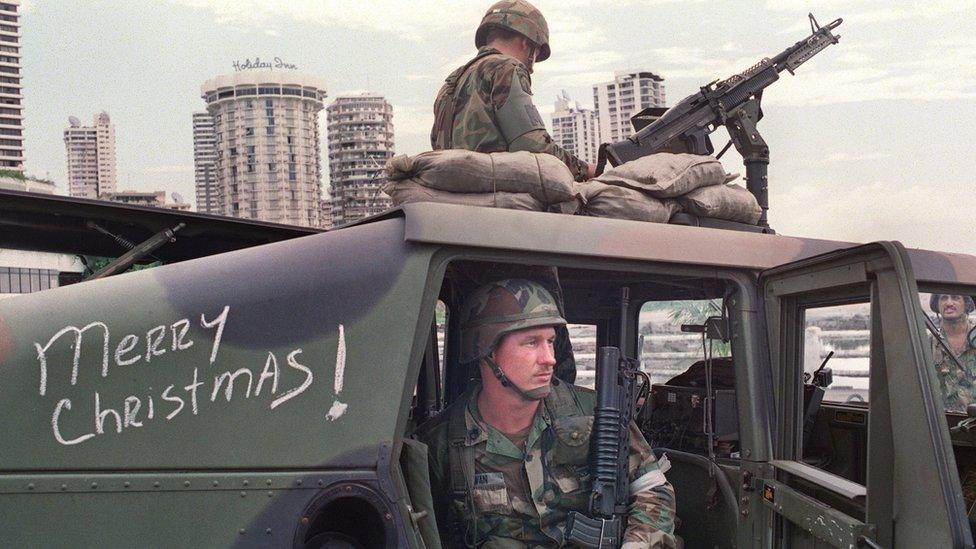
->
[415,279,677,548]
[431,0,596,182]
[929,293,976,413]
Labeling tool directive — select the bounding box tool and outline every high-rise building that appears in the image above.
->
[593,71,666,143]
[192,112,217,213]
[320,195,333,230]
[326,93,394,227]
[201,71,327,227]
[100,190,191,210]
[551,91,599,164]
[64,112,117,199]
[0,1,23,172]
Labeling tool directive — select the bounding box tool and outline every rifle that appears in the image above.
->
[599,13,843,228]
[565,346,638,547]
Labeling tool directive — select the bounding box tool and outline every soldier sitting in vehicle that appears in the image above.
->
[415,279,677,547]
[929,293,976,413]
[431,0,596,182]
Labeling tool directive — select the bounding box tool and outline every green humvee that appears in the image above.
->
[1,192,975,548]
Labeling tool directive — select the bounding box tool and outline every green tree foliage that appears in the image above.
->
[0,168,25,180]
[645,299,731,356]
[80,256,161,277]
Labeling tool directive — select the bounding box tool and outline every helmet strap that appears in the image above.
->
[484,355,550,401]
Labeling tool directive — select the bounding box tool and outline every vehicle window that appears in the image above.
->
[436,300,447,371]
[920,291,976,414]
[638,299,735,456]
[804,302,870,404]
[792,302,873,493]
[639,299,730,386]
[567,323,597,388]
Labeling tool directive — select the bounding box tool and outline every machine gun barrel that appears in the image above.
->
[602,14,843,227]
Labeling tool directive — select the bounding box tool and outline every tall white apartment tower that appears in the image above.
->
[192,112,217,213]
[551,91,599,164]
[326,93,394,227]
[593,71,666,143]
[0,1,24,172]
[201,71,327,227]
[64,111,117,198]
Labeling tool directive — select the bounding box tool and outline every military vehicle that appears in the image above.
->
[1,186,975,548]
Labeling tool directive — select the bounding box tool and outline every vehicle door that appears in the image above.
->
[759,241,972,548]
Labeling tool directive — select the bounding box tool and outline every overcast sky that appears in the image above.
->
[19,0,976,254]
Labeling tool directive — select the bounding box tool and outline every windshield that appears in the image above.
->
[921,292,976,414]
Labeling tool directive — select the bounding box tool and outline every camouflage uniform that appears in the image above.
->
[431,47,589,181]
[931,317,976,413]
[416,380,677,548]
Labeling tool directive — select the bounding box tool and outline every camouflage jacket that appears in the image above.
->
[931,318,976,413]
[415,379,676,548]
[431,47,590,182]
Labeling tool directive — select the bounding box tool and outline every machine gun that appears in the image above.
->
[565,346,638,547]
[600,14,843,228]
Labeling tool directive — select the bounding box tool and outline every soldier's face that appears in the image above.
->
[939,294,967,320]
[492,326,557,390]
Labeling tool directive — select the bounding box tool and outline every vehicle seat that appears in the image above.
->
[400,438,442,549]
[654,448,738,548]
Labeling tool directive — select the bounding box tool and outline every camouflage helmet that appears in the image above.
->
[475,0,551,62]
[459,278,565,363]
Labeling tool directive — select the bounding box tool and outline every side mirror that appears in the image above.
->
[966,404,976,418]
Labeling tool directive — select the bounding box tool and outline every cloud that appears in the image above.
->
[773,2,972,34]
[775,181,976,255]
[823,152,891,162]
[645,31,975,107]
[129,165,194,174]
[542,70,615,89]
[390,104,432,139]
[168,0,486,41]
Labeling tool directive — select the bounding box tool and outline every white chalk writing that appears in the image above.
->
[35,322,110,396]
[326,324,348,421]
[35,306,347,446]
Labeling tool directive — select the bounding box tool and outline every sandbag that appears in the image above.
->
[598,153,736,198]
[574,180,680,223]
[679,183,762,224]
[385,150,575,204]
[382,179,546,211]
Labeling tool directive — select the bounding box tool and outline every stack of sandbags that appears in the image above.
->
[573,181,679,222]
[679,183,762,224]
[574,153,730,222]
[598,153,735,198]
[383,150,576,211]
[578,153,760,225]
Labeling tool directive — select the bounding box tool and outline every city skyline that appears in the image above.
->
[200,68,327,227]
[15,1,976,253]
[64,111,116,198]
[326,92,394,227]
[0,0,22,172]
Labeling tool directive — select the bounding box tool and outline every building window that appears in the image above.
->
[0,267,59,294]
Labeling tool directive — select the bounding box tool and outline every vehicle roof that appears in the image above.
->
[0,189,321,262]
[388,203,976,285]
[2,190,972,287]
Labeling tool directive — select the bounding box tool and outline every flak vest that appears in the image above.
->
[431,49,503,150]
[446,379,588,547]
